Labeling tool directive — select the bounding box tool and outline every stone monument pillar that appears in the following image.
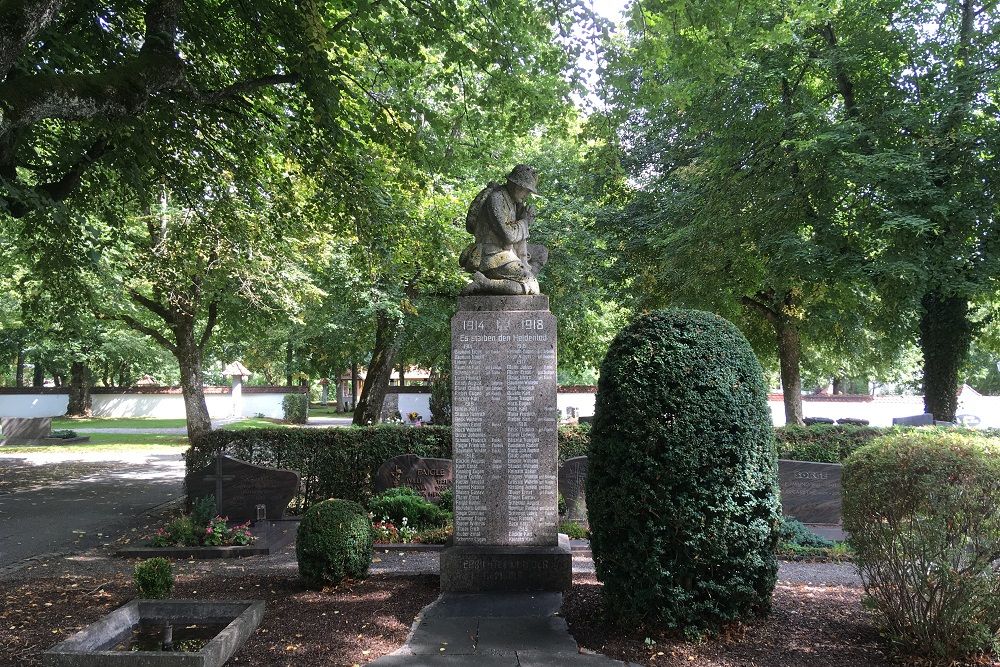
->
[440,294,572,592]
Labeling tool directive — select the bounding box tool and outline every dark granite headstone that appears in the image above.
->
[836,417,870,426]
[185,455,299,522]
[558,456,588,527]
[374,453,453,501]
[803,417,835,426]
[0,417,52,444]
[777,459,842,524]
[892,413,934,426]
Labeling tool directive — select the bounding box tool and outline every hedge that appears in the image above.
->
[189,424,594,510]
[188,423,999,511]
[776,425,1000,463]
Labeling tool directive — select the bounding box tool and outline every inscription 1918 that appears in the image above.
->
[452,309,559,547]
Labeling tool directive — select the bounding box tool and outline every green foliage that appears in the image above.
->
[559,521,589,540]
[844,431,1000,662]
[190,425,588,509]
[190,495,216,529]
[49,430,77,439]
[189,426,452,509]
[133,558,173,600]
[367,487,450,530]
[777,517,834,549]
[775,425,889,463]
[587,309,780,635]
[282,394,309,424]
[414,525,453,545]
[429,372,452,425]
[153,517,198,548]
[435,487,454,513]
[296,499,373,589]
[557,422,591,461]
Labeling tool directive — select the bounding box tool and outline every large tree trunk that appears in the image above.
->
[775,316,805,426]
[15,346,25,387]
[350,362,359,408]
[285,339,293,386]
[67,361,92,416]
[353,311,403,425]
[176,327,212,440]
[918,292,971,422]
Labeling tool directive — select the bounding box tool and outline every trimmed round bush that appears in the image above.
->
[843,430,1000,661]
[296,499,373,589]
[587,309,780,635]
[134,557,173,599]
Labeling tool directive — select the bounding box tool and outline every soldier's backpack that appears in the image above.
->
[465,181,503,233]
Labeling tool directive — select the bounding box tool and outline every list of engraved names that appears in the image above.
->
[452,310,558,546]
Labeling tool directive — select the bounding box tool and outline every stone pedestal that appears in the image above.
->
[440,295,571,592]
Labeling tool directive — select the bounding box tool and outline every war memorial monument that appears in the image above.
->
[439,165,572,591]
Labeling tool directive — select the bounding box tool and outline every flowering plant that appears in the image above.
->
[407,411,422,423]
[371,515,399,543]
[398,517,418,543]
[146,513,254,548]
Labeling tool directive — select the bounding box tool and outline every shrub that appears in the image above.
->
[296,499,373,589]
[775,424,889,463]
[134,558,173,599]
[777,516,834,549]
[844,431,1000,662]
[559,521,589,539]
[436,486,454,512]
[164,516,198,547]
[558,422,591,461]
[368,487,449,530]
[282,393,309,424]
[587,309,780,636]
[190,495,216,528]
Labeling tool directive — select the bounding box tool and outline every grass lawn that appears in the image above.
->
[220,417,289,430]
[307,404,351,417]
[0,432,189,455]
[52,417,188,429]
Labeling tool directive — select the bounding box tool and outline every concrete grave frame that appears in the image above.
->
[43,599,264,667]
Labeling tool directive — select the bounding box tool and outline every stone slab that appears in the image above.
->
[516,652,628,666]
[440,534,572,592]
[1,417,52,444]
[458,295,549,312]
[892,413,934,426]
[43,599,264,667]
[432,593,562,618]
[408,615,479,655]
[451,305,559,547]
[777,459,842,525]
[372,656,517,666]
[477,617,579,654]
[558,456,589,527]
[375,454,454,502]
[185,455,298,522]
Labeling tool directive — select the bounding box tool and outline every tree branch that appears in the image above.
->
[105,312,178,354]
[740,293,777,324]
[0,0,64,78]
[129,289,175,324]
[199,73,301,103]
[199,300,218,351]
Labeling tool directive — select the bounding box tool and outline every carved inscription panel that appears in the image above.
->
[452,308,558,546]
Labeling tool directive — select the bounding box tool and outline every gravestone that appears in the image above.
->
[440,294,571,592]
[557,456,589,527]
[185,455,299,522]
[803,417,835,426]
[0,417,52,444]
[777,459,842,524]
[374,453,453,501]
[892,413,934,426]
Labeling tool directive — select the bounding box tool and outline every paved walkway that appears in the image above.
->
[372,592,628,666]
[0,451,185,566]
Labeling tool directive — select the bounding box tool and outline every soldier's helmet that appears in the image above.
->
[505,164,539,194]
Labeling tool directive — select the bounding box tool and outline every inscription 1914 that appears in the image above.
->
[452,310,559,547]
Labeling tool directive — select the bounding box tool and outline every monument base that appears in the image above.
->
[440,534,572,592]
